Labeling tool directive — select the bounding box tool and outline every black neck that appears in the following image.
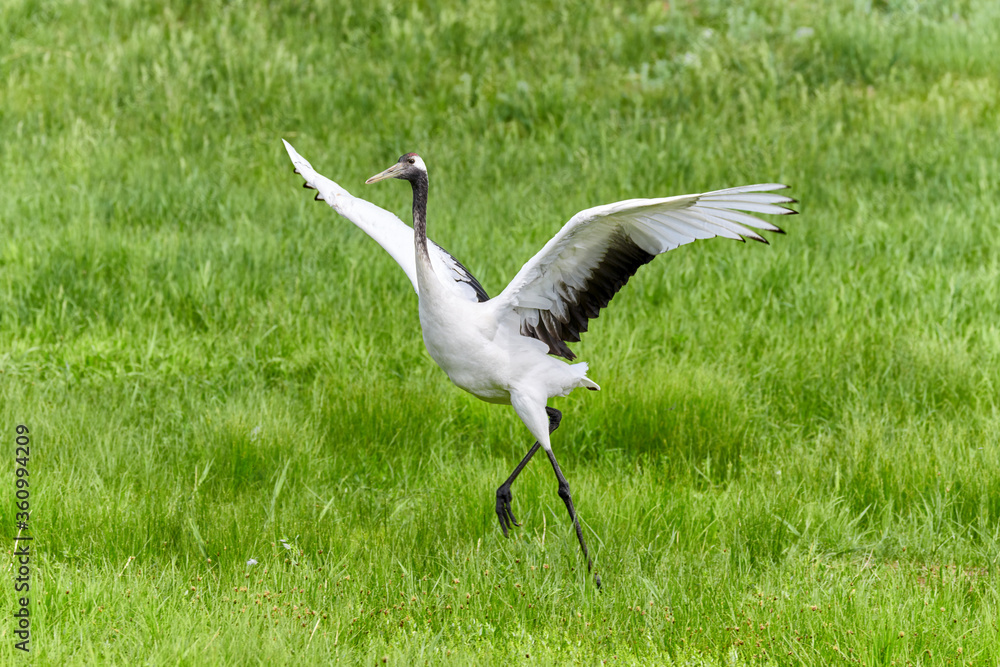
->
[410,173,430,260]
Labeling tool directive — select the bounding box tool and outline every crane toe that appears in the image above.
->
[495,484,520,537]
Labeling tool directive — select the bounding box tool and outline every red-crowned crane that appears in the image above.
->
[283,140,796,588]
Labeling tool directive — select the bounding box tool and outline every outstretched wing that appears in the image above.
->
[491,185,796,359]
[282,140,488,303]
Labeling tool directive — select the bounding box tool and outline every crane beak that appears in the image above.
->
[365,163,405,184]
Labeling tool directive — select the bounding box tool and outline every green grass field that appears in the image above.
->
[2,0,999,663]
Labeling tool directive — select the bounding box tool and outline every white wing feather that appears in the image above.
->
[282,140,487,303]
[490,185,796,358]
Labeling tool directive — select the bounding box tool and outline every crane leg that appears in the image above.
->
[495,406,561,537]
[544,446,602,589]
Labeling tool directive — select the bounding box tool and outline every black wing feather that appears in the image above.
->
[520,231,653,360]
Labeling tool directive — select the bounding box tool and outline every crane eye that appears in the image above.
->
[408,158,415,164]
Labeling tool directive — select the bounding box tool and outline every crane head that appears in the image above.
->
[365,153,427,185]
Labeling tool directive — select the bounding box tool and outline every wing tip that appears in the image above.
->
[771,185,798,210]
[282,138,313,175]
[752,222,787,241]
